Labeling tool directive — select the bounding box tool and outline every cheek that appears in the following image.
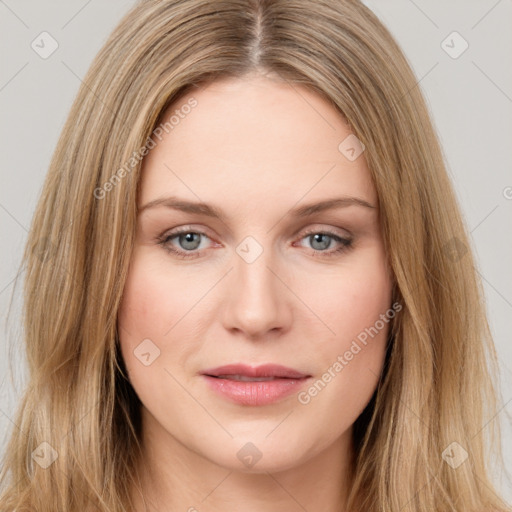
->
[298,247,393,403]
[307,246,392,344]
[117,252,185,378]
[118,251,194,340]
[117,248,216,397]
[118,266,163,342]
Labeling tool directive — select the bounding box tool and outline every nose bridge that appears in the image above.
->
[222,234,289,336]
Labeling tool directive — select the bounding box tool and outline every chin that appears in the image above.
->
[196,433,317,475]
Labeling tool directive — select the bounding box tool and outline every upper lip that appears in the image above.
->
[202,364,310,379]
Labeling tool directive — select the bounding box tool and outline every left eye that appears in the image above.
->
[295,230,353,257]
[169,231,204,251]
[158,228,353,259]
[299,232,340,251]
[158,229,212,259]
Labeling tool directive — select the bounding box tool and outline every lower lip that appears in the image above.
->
[202,375,310,406]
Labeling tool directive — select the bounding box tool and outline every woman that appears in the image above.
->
[0,0,509,511]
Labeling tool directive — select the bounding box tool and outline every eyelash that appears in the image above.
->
[157,227,353,260]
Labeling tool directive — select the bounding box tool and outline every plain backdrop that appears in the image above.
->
[1,0,511,503]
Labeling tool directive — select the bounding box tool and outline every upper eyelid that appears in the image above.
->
[162,223,351,236]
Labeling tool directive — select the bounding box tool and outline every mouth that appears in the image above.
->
[209,375,292,382]
[202,363,310,380]
[200,364,311,406]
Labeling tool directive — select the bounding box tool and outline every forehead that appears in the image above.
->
[139,75,377,211]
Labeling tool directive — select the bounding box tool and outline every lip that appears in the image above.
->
[201,364,311,406]
[202,363,309,379]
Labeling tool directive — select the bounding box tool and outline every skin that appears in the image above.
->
[117,71,394,512]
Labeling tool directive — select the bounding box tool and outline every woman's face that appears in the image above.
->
[118,73,394,474]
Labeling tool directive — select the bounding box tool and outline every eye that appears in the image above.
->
[157,227,213,260]
[157,227,354,260]
[295,229,353,258]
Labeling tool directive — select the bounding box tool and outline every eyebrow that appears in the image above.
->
[138,195,376,220]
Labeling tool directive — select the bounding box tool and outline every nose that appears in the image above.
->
[221,245,293,340]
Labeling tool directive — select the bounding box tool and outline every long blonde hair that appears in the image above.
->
[1,0,509,510]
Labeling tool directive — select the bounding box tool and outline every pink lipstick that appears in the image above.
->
[201,364,311,406]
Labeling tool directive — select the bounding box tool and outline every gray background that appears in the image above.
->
[1,0,511,502]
